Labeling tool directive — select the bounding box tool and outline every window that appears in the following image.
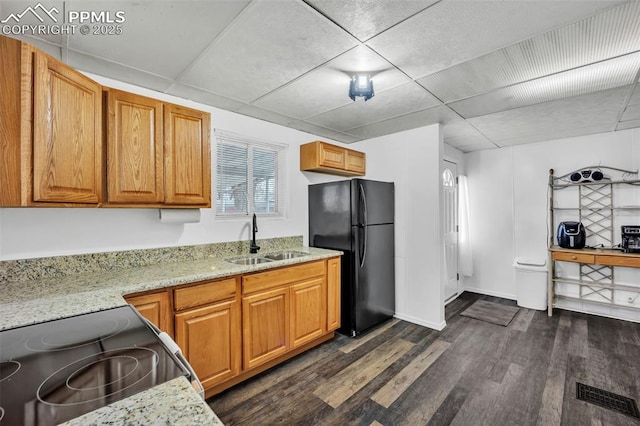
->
[214,130,286,217]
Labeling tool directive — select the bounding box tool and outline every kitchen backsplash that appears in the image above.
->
[0,236,303,283]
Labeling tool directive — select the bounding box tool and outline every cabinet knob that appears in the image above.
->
[571,255,577,260]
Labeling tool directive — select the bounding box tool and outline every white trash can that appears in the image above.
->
[514,257,548,310]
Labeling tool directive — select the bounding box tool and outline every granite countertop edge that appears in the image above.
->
[0,246,342,425]
[0,246,342,330]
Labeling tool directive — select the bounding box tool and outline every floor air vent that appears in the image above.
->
[576,382,640,419]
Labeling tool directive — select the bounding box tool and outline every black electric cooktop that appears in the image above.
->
[0,306,188,425]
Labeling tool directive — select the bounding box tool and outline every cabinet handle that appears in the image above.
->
[571,255,577,260]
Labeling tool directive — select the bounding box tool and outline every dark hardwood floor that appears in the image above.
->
[207,292,640,425]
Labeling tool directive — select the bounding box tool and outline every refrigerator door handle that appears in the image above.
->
[359,184,367,267]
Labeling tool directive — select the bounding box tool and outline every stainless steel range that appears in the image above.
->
[0,306,192,425]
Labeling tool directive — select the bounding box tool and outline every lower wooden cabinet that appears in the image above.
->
[291,277,326,348]
[175,299,241,390]
[242,287,290,370]
[326,257,341,331]
[124,256,340,397]
[124,290,172,336]
[172,277,241,390]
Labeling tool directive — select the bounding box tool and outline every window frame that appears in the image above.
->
[213,130,287,219]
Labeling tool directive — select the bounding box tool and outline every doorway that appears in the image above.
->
[443,160,459,302]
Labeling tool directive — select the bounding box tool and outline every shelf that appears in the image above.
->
[552,277,640,293]
[548,167,640,319]
[552,179,640,188]
[553,295,640,311]
[550,207,640,211]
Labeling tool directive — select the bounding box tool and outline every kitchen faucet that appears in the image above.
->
[249,213,260,254]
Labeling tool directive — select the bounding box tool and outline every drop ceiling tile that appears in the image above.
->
[442,119,481,139]
[307,82,440,132]
[621,85,640,121]
[494,124,616,147]
[0,1,66,45]
[165,83,245,111]
[617,118,640,131]
[418,1,640,102]
[303,0,439,41]
[67,50,174,92]
[235,105,296,127]
[288,120,361,143]
[66,0,249,79]
[366,0,624,79]
[445,136,497,153]
[180,0,357,103]
[331,133,361,143]
[253,45,409,119]
[345,105,458,140]
[468,86,630,144]
[448,53,640,118]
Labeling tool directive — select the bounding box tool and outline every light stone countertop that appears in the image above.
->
[0,246,342,426]
[61,377,223,426]
[0,246,341,330]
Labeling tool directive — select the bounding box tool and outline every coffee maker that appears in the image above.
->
[621,226,640,253]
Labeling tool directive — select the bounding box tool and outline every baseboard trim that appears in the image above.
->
[204,332,335,399]
[394,313,446,331]
[462,286,517,301]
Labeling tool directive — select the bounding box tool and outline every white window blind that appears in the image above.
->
[214,130,286,217]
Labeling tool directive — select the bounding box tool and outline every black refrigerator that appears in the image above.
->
[309,179,395,337]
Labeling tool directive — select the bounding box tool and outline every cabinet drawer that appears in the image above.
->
[242,261,325,294]
[552,252,594,263]
[596,255,640,268]
[174,277,237,311]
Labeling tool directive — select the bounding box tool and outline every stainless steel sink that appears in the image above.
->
[226,256,273,265]
[263,251,309,261]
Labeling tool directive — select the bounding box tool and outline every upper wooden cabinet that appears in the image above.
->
[105,90,211,207]
[0,36,103,206]
[106,89,163,204]
[0,35,211,208]
[300,141,365,176]
[163,104,211,206]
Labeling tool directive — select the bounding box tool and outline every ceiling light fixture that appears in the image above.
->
[349,74,374,101]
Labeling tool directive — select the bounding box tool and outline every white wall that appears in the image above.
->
[354,124,446,330]
[464,128,640,320]
[0,74,338,261]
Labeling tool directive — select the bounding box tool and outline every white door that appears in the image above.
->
[443,161,459,302]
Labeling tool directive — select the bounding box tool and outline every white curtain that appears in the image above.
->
[458,175,473,276]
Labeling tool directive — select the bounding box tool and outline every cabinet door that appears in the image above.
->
[125,291,172,336]
[175,300,240,390]
[106,89,163,203]
[290,277,326,348]
[326,257,341,331]
[318,142,345,169]
[346,150,365,175]
[32,51,102,204]
[163,104,211,206]
[242,287,290,370]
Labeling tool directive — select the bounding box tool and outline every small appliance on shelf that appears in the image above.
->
[557,221,586,249]
[569,169,605,183]
[621,225,640,253]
